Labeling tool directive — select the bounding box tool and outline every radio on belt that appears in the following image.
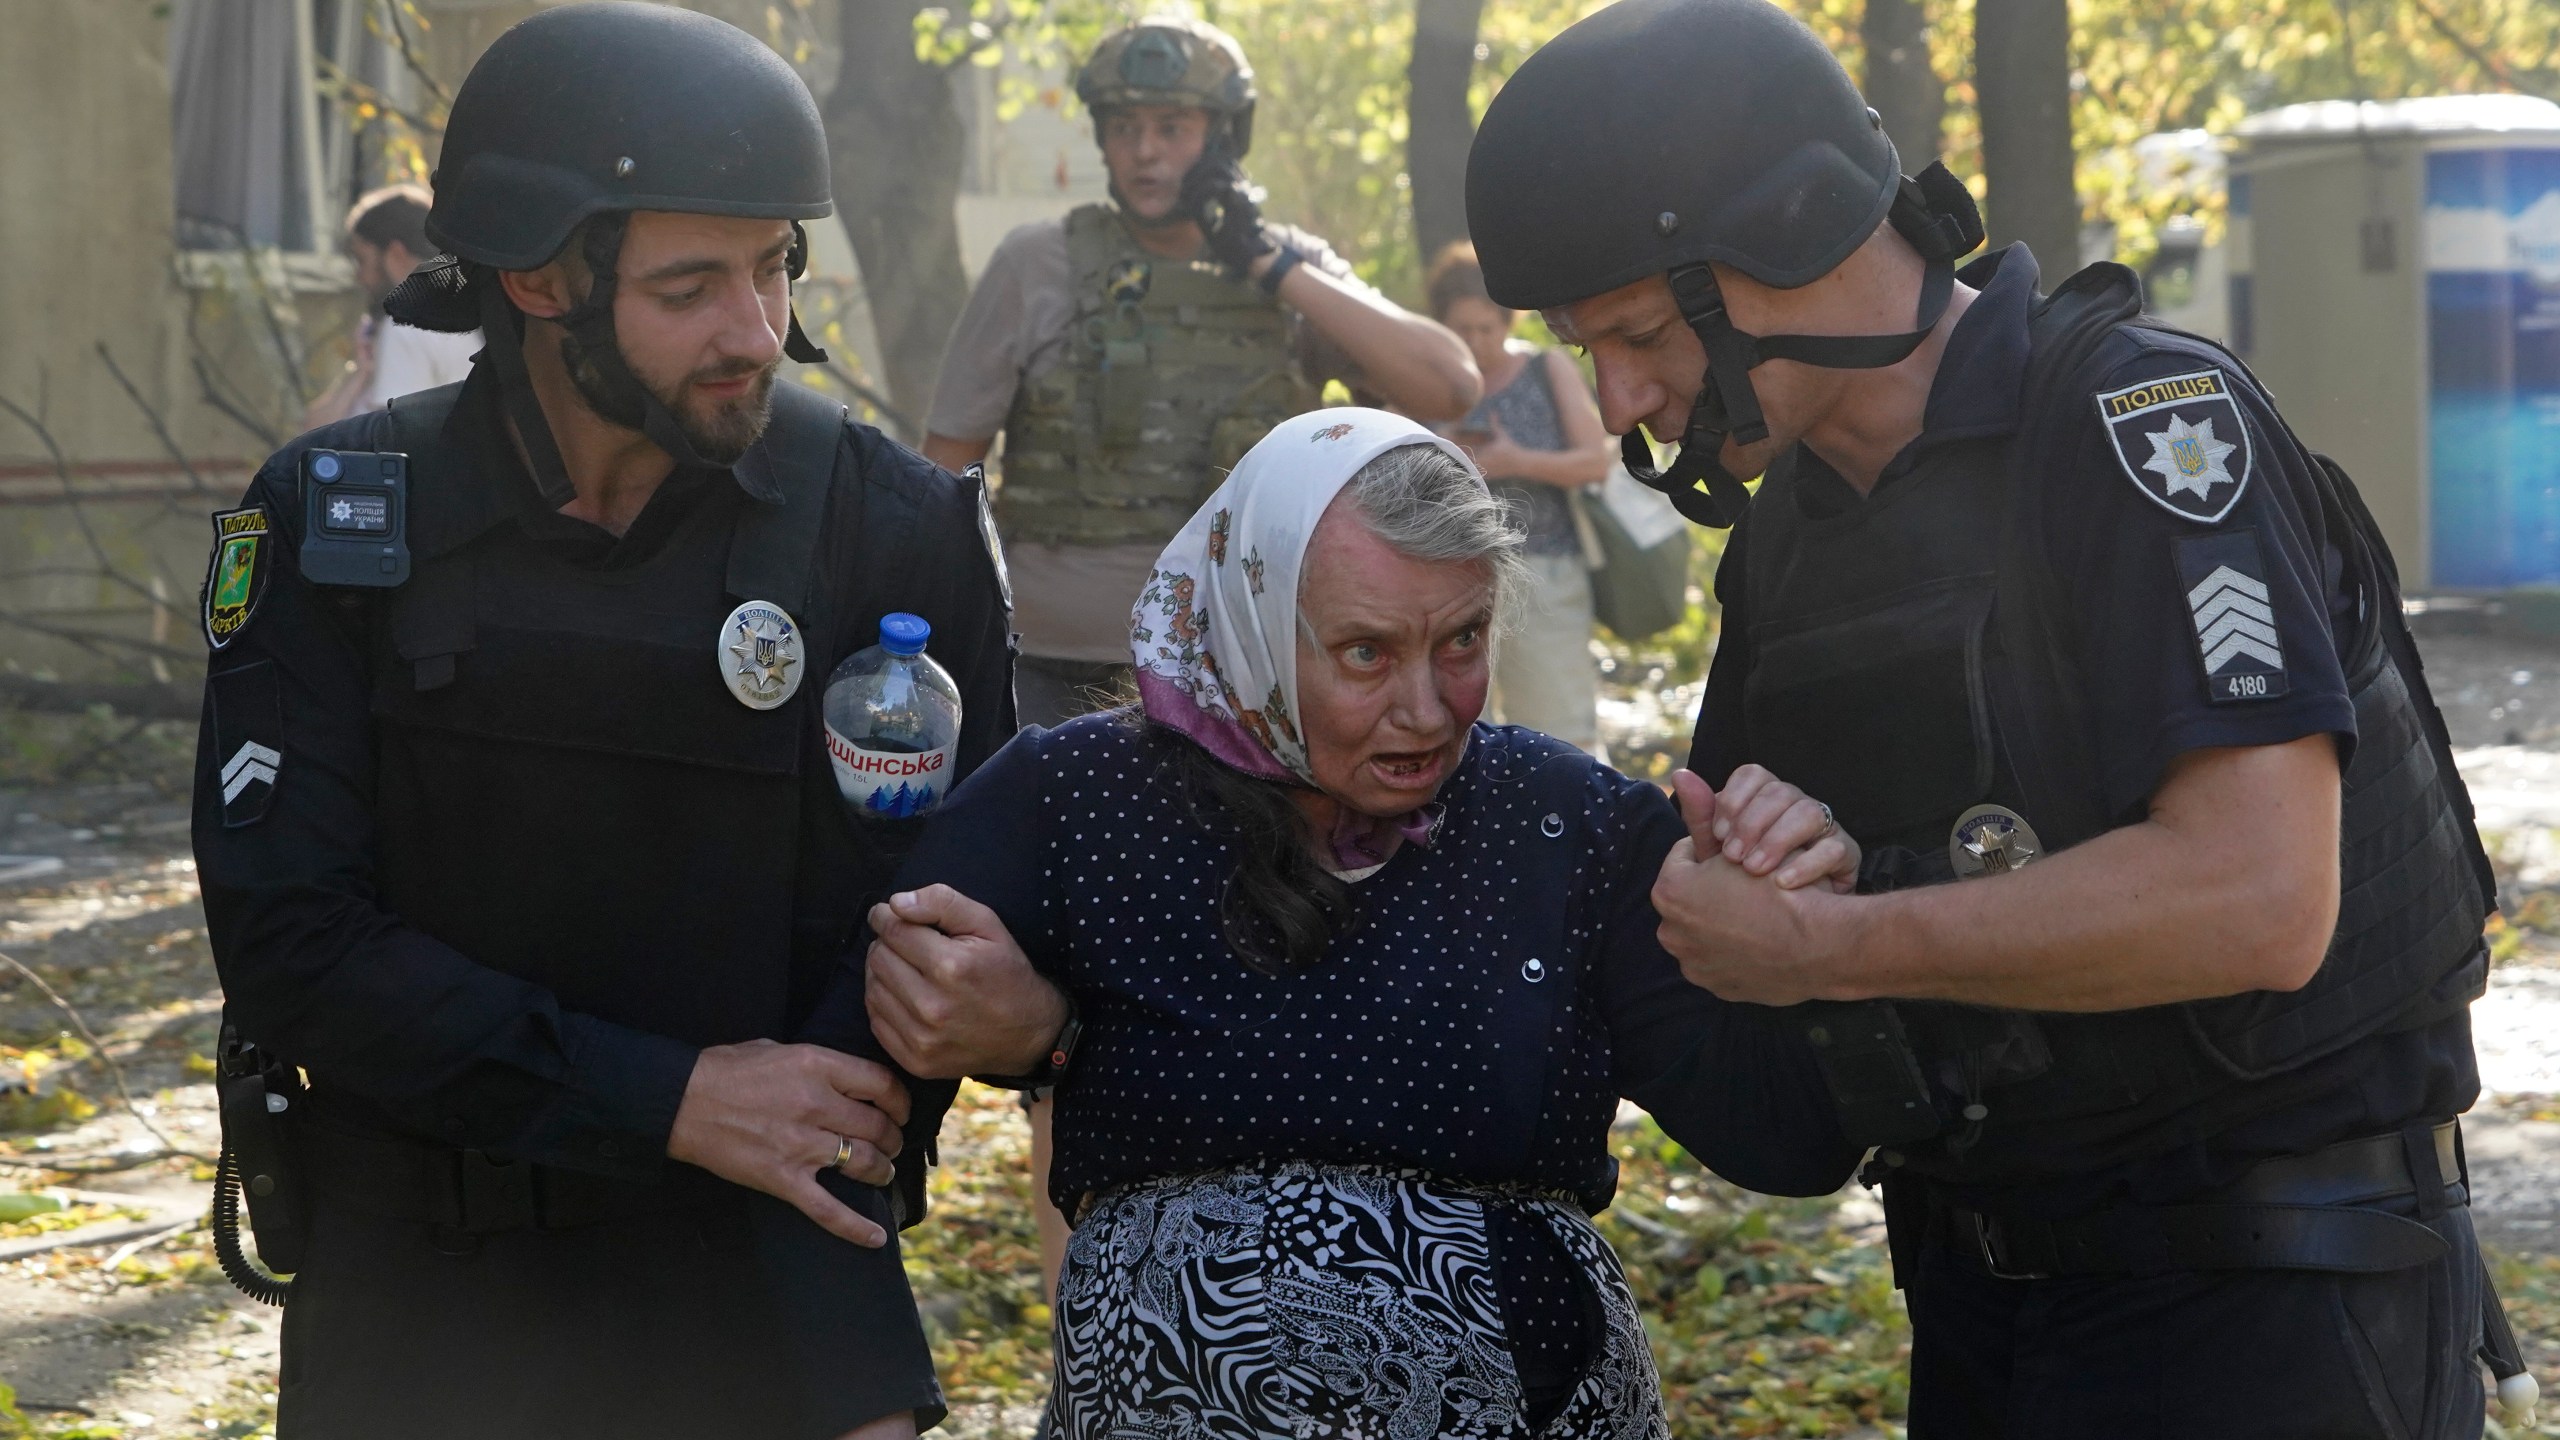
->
[299,448,410,587]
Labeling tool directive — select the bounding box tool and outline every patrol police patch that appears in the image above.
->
[2095,368,2254,524]
[201,506,271,650]
[2173,529,2289,704]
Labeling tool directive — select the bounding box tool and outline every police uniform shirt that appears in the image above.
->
[927,214,1374,664]
[189,364,1016,1432]
[1690,246,2477,1214]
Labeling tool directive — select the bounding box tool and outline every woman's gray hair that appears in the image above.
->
[1339,442,1530,631]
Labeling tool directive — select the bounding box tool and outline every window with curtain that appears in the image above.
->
[170,0,412,253]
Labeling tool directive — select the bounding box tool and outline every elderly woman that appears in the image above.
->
[860,409,1863,1437]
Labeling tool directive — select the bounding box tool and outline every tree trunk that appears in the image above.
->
[1407,0,1487,266]
[826,0,971,439]
[1974,0,2080,270]
[1862,0,1943,171]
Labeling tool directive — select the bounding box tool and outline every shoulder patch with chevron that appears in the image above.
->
[2173,529,2288,704]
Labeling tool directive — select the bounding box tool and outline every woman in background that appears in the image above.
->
[1425,242,1618,757]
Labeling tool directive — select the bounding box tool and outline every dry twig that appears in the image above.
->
[0,949,209,1163]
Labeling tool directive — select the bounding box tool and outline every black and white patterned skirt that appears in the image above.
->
[1047,1161,1667,1440]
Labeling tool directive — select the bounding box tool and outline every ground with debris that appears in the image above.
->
[8,624,2560,1437]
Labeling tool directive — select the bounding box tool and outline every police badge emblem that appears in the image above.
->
[1949,804,2043,878]
[2093,368,2254,524]
[202,507,272,649]
[718,600,805,710]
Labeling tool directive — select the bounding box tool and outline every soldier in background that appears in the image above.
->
[922,16,1480,728]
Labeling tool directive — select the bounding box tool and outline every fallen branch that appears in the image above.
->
[102,1216,198,1269]
[0,1152,185,1176]
[0,674,200,721]
[0,951,209,1164]
[0,609,205,666]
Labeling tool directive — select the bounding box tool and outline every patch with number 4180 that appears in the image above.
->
[2173,529,2288,704]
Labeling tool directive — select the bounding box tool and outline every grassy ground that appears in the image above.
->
[0,706,2555,1438]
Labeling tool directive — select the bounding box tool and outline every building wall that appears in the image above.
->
[0,0,1095,688]
[0,0,327,690]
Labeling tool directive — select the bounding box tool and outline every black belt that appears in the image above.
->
[298,1122,728,1235]
[1943,1121,2462,1279]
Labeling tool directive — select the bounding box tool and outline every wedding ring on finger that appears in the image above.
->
[831,1132,856,1172]
[1816,802,1836,838]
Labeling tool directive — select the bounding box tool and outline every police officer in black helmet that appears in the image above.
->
[188,6,1013,1435]
[1469,0,2527,1434]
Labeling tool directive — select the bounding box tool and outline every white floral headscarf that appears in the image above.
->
[1130,407,1479,790]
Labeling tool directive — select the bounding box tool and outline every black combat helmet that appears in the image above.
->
[1465,0,1983,528]
[385,2,831,484]
[1075,18,1259,159]
[424,1,831,270]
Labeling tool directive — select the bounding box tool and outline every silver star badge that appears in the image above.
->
[2142,414,2238,501]
[718,600,804,710]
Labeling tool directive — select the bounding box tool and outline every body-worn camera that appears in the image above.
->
[300,448,411,587]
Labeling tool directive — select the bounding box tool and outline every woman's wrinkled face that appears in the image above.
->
[1295,492,1495,818]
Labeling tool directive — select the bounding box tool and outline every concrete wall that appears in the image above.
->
[0,0,1096,690]
[0,0,346,691]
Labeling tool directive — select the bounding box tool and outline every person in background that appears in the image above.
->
[921,17,1478,730]
[1425,243,1616,756]
[301,183,482,430]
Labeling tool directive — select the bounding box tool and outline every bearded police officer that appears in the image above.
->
[189,7,1011,1436]
[922,15,1480,727]
[1468,1,2524,1435]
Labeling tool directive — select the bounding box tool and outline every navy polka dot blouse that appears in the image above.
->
[883,714,1859,1215]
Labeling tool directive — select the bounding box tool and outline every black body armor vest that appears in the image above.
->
[329,379,933,1145]
[1734,264,2493,1185]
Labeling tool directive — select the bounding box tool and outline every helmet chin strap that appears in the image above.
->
[1623,162,1986,529]
[781,222,830,365]
[477,282,580,509]
[553,215,732,473]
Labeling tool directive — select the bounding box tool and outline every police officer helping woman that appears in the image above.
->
[1458,0,2520,1435]
[193,7,1010,1436]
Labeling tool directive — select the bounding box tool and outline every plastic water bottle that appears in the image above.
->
[823,613,962,820]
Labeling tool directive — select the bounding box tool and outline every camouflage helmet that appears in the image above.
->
[1075,17,1258,157]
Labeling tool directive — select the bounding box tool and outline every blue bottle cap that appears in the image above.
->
[879,612,931,656]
